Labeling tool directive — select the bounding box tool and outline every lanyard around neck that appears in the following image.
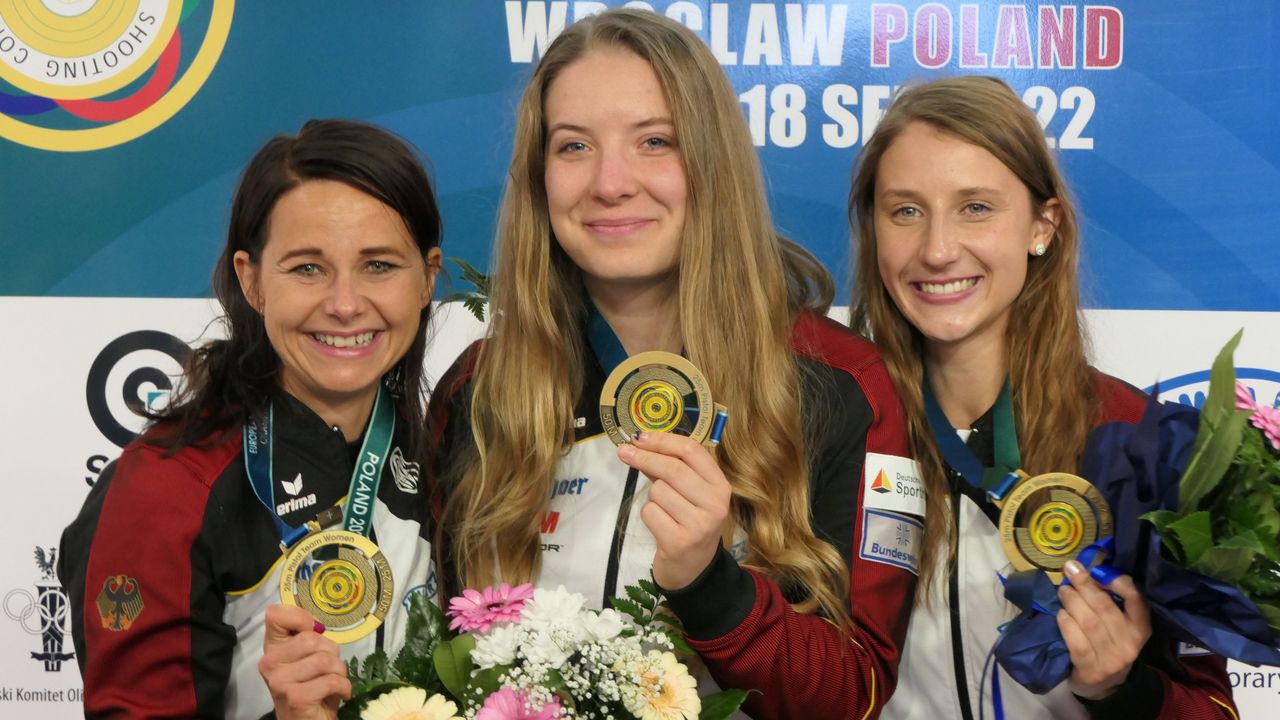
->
[243,385,396,545]
[922,376,1022,503]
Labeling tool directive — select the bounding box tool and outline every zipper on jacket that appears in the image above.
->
[950,489,977,720]
[602,467,640,607]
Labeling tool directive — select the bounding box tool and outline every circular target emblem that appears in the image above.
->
[600,351,718,446]
[279,529,393,645]
[998,472,1112,583]
[0,0,234,151]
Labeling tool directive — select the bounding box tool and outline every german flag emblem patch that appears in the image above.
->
[95,575,144,632]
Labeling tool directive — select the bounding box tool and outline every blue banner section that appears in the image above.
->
[2,2,1277,310]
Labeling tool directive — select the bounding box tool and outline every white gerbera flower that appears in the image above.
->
[472,622,520,669]
[619,651,700,720]
[360,687,462,720]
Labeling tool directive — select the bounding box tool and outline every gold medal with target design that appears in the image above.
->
[997,471,1112,583]
[279,528,394,644]
[599,351,728,447]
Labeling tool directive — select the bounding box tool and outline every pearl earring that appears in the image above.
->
[1033,243,1047,256]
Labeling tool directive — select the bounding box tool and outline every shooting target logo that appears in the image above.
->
[0,0,233,151]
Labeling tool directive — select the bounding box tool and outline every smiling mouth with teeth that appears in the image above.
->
[916,278,979,295]
[311,331,377,348]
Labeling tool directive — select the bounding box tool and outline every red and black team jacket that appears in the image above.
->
[883,372,1237,720]
[428,312,922,720]
[58,392,435,719]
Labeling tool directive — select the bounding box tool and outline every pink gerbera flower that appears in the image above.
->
[1251,405,1280,451]
[475,688,561,720]
[1236,382,1258,412]
[446,583,534,633]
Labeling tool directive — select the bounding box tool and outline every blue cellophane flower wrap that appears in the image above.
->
[994,394,1280,694]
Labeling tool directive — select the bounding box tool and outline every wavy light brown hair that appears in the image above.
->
[848,76,1096,598]
[442,8,850,628]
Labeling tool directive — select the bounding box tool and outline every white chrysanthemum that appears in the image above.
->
[580,608,625,643]
[521,585,587,628]
[472,622,520,669]
[520,622,581,669]
[618,651,700,720]
[360,687,462,720]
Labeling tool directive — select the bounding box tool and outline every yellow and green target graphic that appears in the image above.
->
[0,0,233,151]
[997,472,1113,583]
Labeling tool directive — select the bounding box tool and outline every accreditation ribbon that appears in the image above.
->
[243,386,397,643]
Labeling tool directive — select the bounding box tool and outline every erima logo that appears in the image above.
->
[277,494,317,516]
[1150,368,1280,411]
[871,470,893,494]
[281,473,303,496]
[390,446,420,494]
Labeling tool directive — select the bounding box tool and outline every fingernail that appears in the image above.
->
[1064,560,1083,577]
[313,620,326,634]
[634,431,646,442]
[618,444,636,462]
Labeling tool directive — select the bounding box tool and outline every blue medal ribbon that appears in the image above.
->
[922,377,1022,502]
[244,385,396,547]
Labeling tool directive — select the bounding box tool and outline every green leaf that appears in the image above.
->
[1179,331,1247,511]
[636,578,661,597]
[699,689,752,720]
[392,593,447,693]
[665,628,694,655]
[625,584,657,611]
[1255,602,1280,636]
[609,596,648,625]
[347,649,391,688]
[432,633,476,700]
[451,258,492,294]
[1167,512,1215,565]
[469,665,508,696]
[1191,545,1255,583]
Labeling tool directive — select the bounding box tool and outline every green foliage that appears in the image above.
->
[1179,331,1246,511]
[700,689,752,720]
[1144,330,1280,636]
[392,592,447,695]
[440,258,491,322]
[433,633,476,700]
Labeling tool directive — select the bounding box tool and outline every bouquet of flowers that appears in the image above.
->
[994,330,1280,693]
[340,580,746,720]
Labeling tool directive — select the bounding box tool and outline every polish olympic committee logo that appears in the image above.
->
[0,0,234,151]
[3,546,74,671]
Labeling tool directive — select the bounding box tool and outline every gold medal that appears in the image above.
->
[997,472,1112,583]
[599,351,727,447]
[279,528,394,644]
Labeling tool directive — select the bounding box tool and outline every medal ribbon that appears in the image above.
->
[586,300,629,373]
[244,385,396,546]
[922,376,1022,502]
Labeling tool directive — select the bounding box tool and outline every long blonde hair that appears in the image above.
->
[442,8,850,628]
[848,76,1097,598]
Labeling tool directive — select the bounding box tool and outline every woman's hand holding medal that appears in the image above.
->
[1057,560,1153,700]
[618,431,733,591]
[259,604,348,720]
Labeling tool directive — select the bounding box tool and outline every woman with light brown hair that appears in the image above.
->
[848,75,1235,719]
[263,8,920,720]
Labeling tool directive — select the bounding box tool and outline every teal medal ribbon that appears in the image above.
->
[244,385,396,547]
[922,377,1022,502]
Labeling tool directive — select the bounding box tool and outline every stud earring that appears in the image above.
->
[1032,243,1047,256]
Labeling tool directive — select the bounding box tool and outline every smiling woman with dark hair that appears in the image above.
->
[59,119,444,719]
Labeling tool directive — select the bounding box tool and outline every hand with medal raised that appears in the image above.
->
[600,351,732,590]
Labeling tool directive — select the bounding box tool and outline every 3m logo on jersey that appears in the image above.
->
[863,453,926,516]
